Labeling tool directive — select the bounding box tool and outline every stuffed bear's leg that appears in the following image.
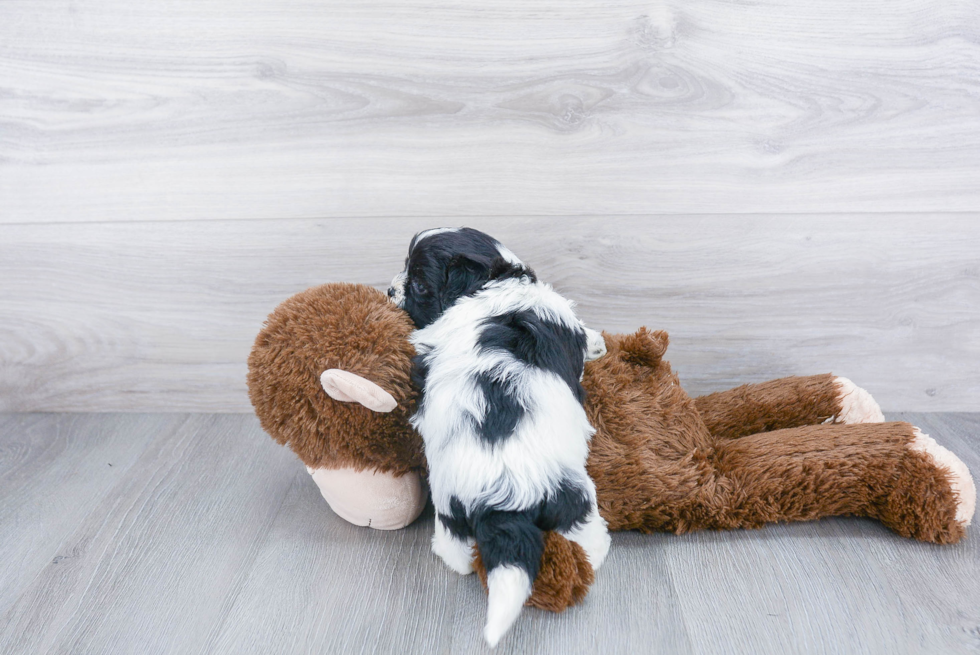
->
[697,422,975,544]
[694,374,883,440]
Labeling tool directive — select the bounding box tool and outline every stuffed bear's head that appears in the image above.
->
[248,283,425,475]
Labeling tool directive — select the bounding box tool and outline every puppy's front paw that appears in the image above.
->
[834,377,885,424]
[584,328,607,362]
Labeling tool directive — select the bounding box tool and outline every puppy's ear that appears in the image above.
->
[489,257,536,283]
[441,254,490,308]
[489,257,513,279]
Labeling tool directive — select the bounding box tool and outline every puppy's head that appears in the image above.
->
[388,227,534,329]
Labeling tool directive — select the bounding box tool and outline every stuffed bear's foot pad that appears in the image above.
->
[834,377,885,424]
[875,425,975,544]
[909,428,976,527]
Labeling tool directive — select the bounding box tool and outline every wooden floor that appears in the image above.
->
[0,412,977,654]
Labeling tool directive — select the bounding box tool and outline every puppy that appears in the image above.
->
[388,227,610,647]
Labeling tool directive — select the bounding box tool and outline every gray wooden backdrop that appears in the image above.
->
[1,0,979,412]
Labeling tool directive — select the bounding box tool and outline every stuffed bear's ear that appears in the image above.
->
[320,369,398,413]
[618,327,669,368]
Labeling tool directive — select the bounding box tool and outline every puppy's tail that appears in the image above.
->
[473,510,543,648]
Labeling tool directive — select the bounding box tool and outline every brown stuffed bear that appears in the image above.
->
[248,283,976,611]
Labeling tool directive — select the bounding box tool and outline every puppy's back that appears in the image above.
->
[412,277,600,646]
[411,277,595,511]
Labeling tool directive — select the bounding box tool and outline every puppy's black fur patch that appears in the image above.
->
[410,353,429,391]
[473,510,545,581]
[400,228,532,329]
[439,496,471,542]
[537,477,592,533]
[489,259,537,283]
[474,370,525,446]
[437,476,592,581]
[477,310,588,405]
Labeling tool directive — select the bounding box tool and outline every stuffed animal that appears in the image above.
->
[247,282,976,611]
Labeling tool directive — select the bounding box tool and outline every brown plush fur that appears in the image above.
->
[582,329,962,542]
[694,373,843,440]
[248,284,969,613]
[247,284,424,474]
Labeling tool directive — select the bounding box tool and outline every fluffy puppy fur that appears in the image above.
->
[389,228,610,647]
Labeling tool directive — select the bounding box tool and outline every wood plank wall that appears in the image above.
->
[1,0,978,411]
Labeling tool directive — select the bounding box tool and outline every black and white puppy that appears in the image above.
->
[388,227,610,647]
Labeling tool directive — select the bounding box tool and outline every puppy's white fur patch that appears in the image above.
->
[484,565,532,648]
[584,327,606,362]
[388,271,406,306]
[432,518,475,574]
[411,278,598,514]
[909,428,976,526]
[560,505,612,569]
[414,227,460,243]
[494,242,523,266]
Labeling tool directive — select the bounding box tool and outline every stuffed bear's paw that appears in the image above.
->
[880,426,976,544]
[527,532,595,612]
[909,428,976,528]
[834,377,885,424]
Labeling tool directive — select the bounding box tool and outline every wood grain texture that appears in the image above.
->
[1,0,979,222]
[210,483,692,655]
[0,414,168,617]
[1,215,977,412]
[0,412,977,654]
[0,414,298,655]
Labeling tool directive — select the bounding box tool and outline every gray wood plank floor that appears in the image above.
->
[0,412,977,654]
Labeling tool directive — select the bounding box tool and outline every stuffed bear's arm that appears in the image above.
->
[693,374,882,440]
